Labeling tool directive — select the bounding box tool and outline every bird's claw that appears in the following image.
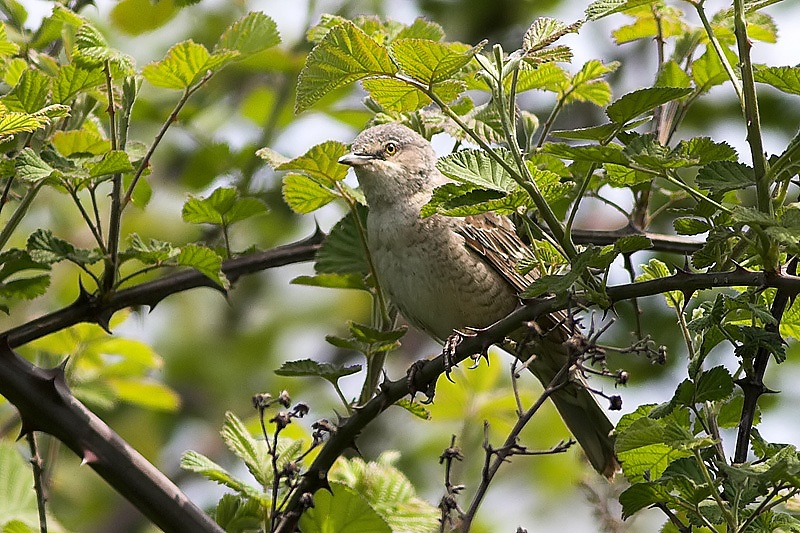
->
[443,327,493,381]
[407,360,436,403]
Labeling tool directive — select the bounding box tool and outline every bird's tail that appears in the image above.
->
[511,327,619,478]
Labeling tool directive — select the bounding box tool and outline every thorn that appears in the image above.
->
[81,449,99,466]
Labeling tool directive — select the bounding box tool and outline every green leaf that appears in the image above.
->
[636,258,683,309]
[514,62,570,93]
[606,87,692,125]
[291,273,367,290]
[85,150,133,178]
[4,69,50,114]
[0,108,48,138]
[299,482,391,533]
[619,483,674,520]
[394,398,431,420]
[421,184,531,218]
[213,494,264,532]
[281,174,338,214]
[26,229,100,266]
[124,234,179,264]
[296,21,397,113]
[615,416,692,482]
[551,123,620,141]
[0,24,20,57]
[73,23,135,73]
[521,247,597,298]
[694,366,734,403]
[656,60,692,89]
[182,187,267,225]
[674,137,738,166]
[696,160,755,193]
[275,359,361,383]
[180,450,269,505]
[0,442,40,528]
[544,143,628,165]
[692,46,736,93]
[216,11,280,56]
[109,0,177,35]
[53,64,106,103]
[315,207,370,276]
[220,411,273,488]
[177,244,227,289]
[566,59,618,105]
[16,149,57,184]
[394,18,446,41]
[522,17,574,53]
[328,454,440,533]
[143,40,238,90]
[436,148,518,191]
[585,0,656,20]
[51,128,110,156]
[275,140,349,184]
[754,65,800,95]
[362,77,431,111]
[615,234,652,253]
[388,39,482,84]
[674,217,711,235]
[110,379,180,411]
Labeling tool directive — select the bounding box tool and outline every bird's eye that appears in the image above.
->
[384,142,397,156]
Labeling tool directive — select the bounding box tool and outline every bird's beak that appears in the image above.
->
[338,153,374,167]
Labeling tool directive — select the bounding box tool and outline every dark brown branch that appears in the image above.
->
[0,340,224,532]
[2,230,324,348]
[571,226,703,255]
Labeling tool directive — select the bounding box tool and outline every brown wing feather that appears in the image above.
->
[457,213,536,294]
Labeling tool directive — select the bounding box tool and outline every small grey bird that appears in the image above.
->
[339,123,618,477]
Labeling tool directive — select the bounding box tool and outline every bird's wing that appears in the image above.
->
[457,212,537,295]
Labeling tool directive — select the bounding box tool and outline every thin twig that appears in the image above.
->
[27,433,48,533]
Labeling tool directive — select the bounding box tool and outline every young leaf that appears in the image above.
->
[565,59,618,105]
[27,229,100,266]
[281,174,338,214]
[53,64,106,103]
[182,187,267,225]
[362,77,432,112]
[274,140,349,184]
[291,273,367,290]
[753,65,800,95]
[177,244,227,288]
[298,482,391,533]
[296,21,397,113]
[543,143,629,165]
[52,127,110,156]
[388,39,482,84]
[522,17,576,53]
[4,69,50,114]
[73,23,135,73]
[605,87,692,125]
[0,109,49,138]
[215,11,280,56]
[275,359,362,383]
[585,0,656,20]
[220,411,271,487]
[636,259,683,309]
[143,40,238,90]
[696,160,755,193]
[436,148,518,191]
[694,366,734,403]
[85,150,134,178]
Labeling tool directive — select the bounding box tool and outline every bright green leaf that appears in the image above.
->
[754,65,800,95]
[216,11,280,56]
[315,207,370,276]
[299,482,391,533]
[51,128,110,156]
[110,0,177,35]
[296,21,397,113]
[606,87,692,125]
[281,174,338,214]
[177,244,227,289]
[110,379,180,411]
[436,148,518,191]
[53,64,106,103]
[389,39,482,84]
[85,150,133,178]
[275,140,348,184]
[143,40,238,90]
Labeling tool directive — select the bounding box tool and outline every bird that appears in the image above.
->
[338,122,618,478]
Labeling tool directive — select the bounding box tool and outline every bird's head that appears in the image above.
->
[339,123,443,207]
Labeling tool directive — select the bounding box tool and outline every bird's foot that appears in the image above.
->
[407,360,436,404]
[443,327,492,382]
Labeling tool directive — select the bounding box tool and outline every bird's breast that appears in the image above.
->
[367,206,518,341]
